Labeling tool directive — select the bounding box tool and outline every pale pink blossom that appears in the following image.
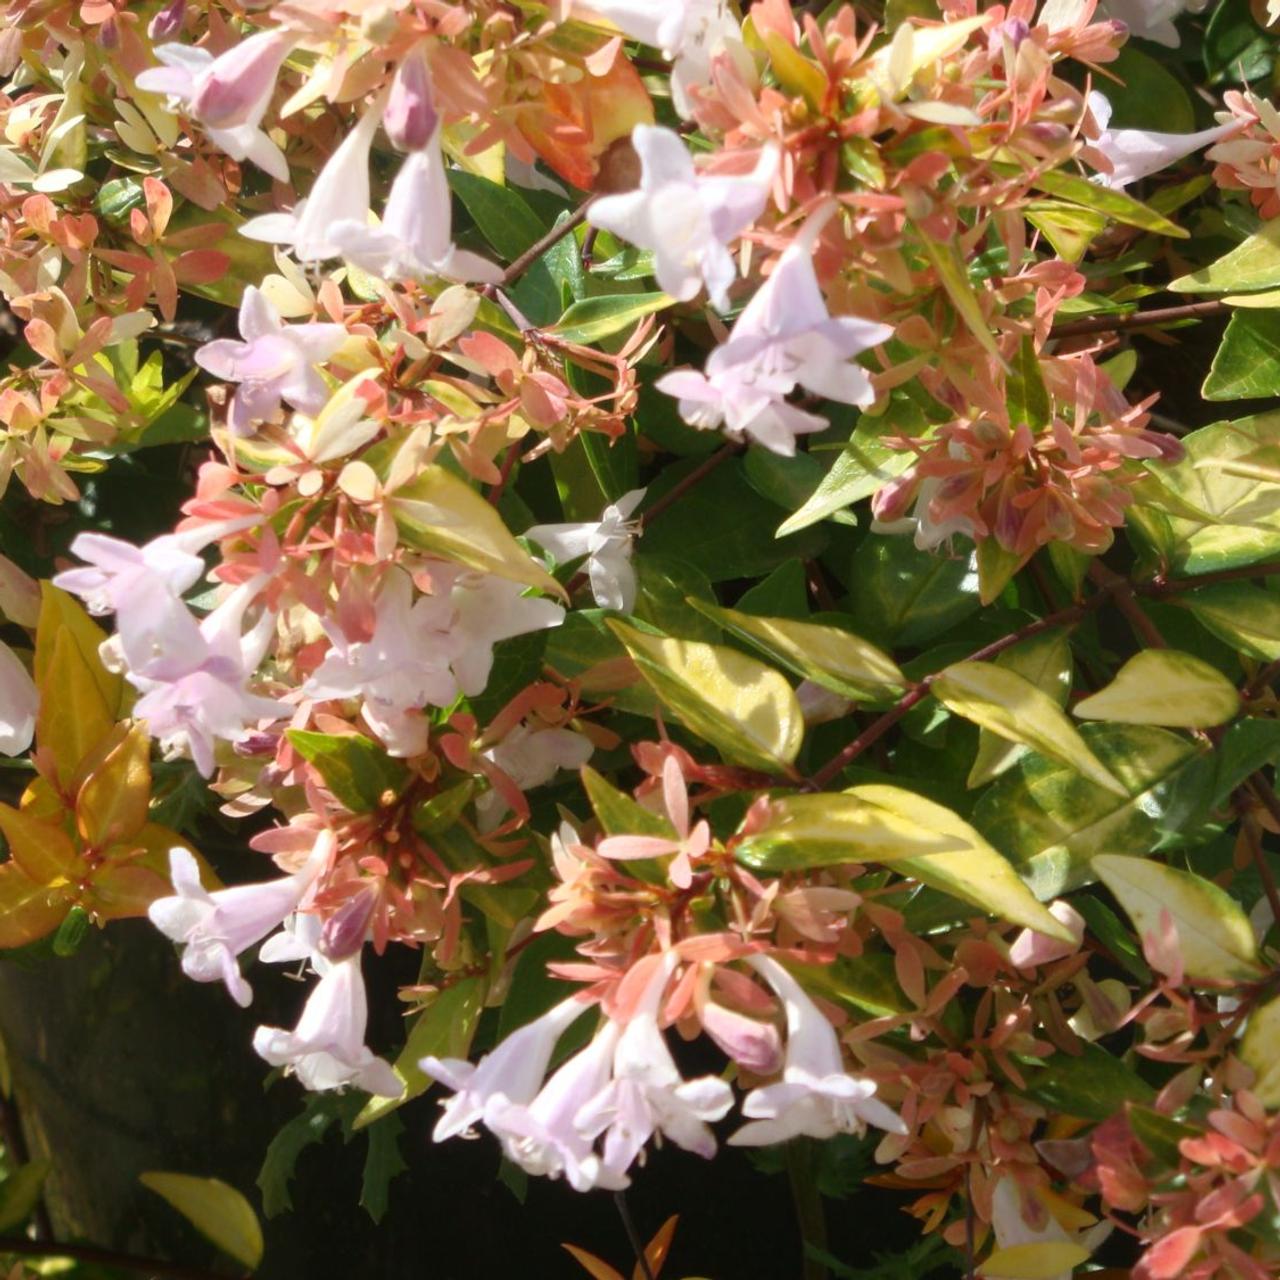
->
[476,722,595,830]
[136,30,294,181]
[1009,900,1086,969]
[382,46,437,154]
[729,954,905,1146]
[1087,92,1235,190]
[195,286,345,436]
[526,488,645,612]
[657,208,893,456]
[1099,0,1208,47]
[0,641,36,757]
[253,929,402,1097]
[148,842,325,1007]
[588,129,777,310]
[422,994,593,1141]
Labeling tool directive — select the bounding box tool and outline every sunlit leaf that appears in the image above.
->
[980,1242,1089,1278]
[1241,993,1280,1105]
[140,1171,264,1270]
[1073,650,1240,729]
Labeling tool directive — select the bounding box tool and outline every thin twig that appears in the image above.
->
[1246,780,1280,929]
[499,198,597,289]
[0,1237,242,1280]
[1050,299,1229,340]
[613,1190,656,1280]
[1088,562,1167,649]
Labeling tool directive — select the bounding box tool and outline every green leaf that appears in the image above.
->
[981,1244,1089,1279]
[849,785,1075,938]
[845,536,980,648]
[967,630,1072,788]
[1073,649,1241,729]
[140,1172,264,1270]
[390,464,566,596]
[1203,309,1280,400]
[1241,994,1280,1105]
[688,600,905,701]
[607,620,804,774]
[1170,220,1280,294]
[582,766,676,838]
[466,631,549,724]
[935,660,1125,794]
[1204,0,1273,84]
[1127,413,1280,575]
[1128,1105,1199,1165]
[1005,335,1050,430]
[973,724,1201,899]
[257,1096,345,1217]
[633,555,721,643]
[1093,854,1264,982]
[1018,1041,1154,1121]
[1179,581,1280,659]
[919,236,1003,364]
[733,791,969,872]
[788,954,912,1018]
[286,731,409,813]
[551,292,670,343]
[992,161,1188,237]
[0,1159,49,1232]
[1106,47,1196,132]
[360,1114,407,1224]
[353,978,484,1130]
[775,426,913,537]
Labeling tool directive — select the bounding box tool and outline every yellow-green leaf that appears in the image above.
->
[607,621,803,774]
[0,803,79,885]
[1093,854,1264,982]
[762,32,827,109]
[389,465,566,597]
[919,236,1003,364]
[0,863,69,948]
[846,785,1075,939]
[968,631,1072,788]
[1240,994,1280,1106]
[935,660,1125,795]
[140,1172,264,1271]
[980,1242,1090,1279]
[36,628,114,785]
[992,161,1187,238]
[688,600,903,700]
[733,792,967,871]
[34,583,122,715]
[551,293,671,345]
[75,722,151,847]
[1073,650,1240,728]
[1170,219,1280,293]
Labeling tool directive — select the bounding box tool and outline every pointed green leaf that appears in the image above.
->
[140,1172,264,1270]
[993,161,1188,237]
[1170,220,1280,293]
[1241,994,1280,1106]
[1203,309,1280,400]
[919,236,1003,364]
[1073,650,1240,728]
[551,292,671,344]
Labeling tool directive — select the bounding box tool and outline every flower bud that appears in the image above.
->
[318,886,377,961]
[383,47,437,153]
[189,29,293,130]
[148,0,186,42]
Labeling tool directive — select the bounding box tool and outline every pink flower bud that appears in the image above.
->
[189,30,293,131]
[383,48,437,153]
[148,0,185,41]
[318,887,377,961]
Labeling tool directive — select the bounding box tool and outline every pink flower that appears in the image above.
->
[136,30,294,181]
[194,287,345,436]
[657,207,892,456]
[422,994,594,1141]
[329,126,502,285]
[729,955,905,1146]
[526,489,645,611]
[382,46,437,153]
[148,842,325,1007]
[588,128,777,310]
[1087,92,1235,190]
[0,641,36,757]
[253,925,402,1097]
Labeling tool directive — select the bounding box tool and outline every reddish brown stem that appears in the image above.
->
[0,1237,241,1280]
[498,198,596,289]
[1050,299,1229,339]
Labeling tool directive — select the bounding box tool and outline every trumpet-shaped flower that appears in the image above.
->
[729,954,905,1146]
[241,104,381,261]
[526,488,645,612]
[588,129,777,310]
[657,210,893,456]
[329,129,502,285]
[1088,92,1235,190]
[1100,0,1208,47]
[194,287,345,435]
[135,31,294,181]
[253,938,402,1097]
[0,641,36,757]
[576,955,734,1178]
[422,994,593,1141]
[148,842,326,1007]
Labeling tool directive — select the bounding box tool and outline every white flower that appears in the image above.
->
[194,287,346,435]
[135,30,294,181]
[241,103,382,261]
[1088,91,1235,190]
[525,489,645,612]
[422,994,593,1141]
[576,954,734,1179]
[148,842,325,1007]
[448,571,566,694]
[588,129,776,311]
[657,207,893,456]
[990,1176,1110,1280]
[729,954,905,1146]
[476,722,595,830]
[1099,0,1208,48]
[329,127,502,285]
[253,937,403,1097]
[0,641,36,757]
